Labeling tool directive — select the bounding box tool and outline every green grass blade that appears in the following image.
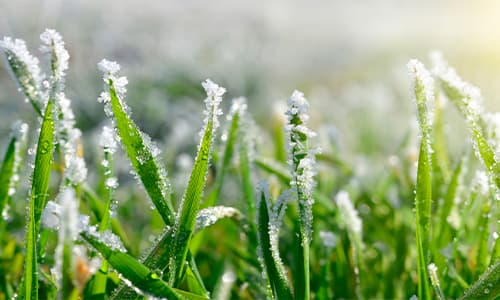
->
[107,84,174,225]
[21,99,55,300]
[0,138,16,221]
[459,261,500,300]
[110,228,175,299]
[257,190,294,299]
[432,53,500,190]
[204,99,241,208]
[0,122,28,219]
[408,60,434,300]
[285,91,318,300]
[81,232,185,299]
[82,184,132,253]
[169,79,225,286]
[185,252,209,298]
[436,160,463,248]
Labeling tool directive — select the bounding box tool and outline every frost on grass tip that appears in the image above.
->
[201,78,225,135]
[285,90,319,242]
[97,59,129,118]
[0,36,45,112]
[195,206,241,232]
[40,29,69,90]
[407,59,435,143]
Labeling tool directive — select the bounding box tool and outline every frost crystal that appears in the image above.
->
[336,191,362,235]
[285,90,319,242]
[0,36,45,110]
[42,201,62,230]
[97,59,129,118]
[407,59,435,149]
[256,182,290,283]
[195,206,241,231]
[64,156,88,184]
[200,79,225,134]
[105,177,119,189]
[100,126,118,153]
[39,29,69,90]
[428,263,443,295]
[78,215,126,253]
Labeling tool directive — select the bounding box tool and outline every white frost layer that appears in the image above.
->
[39,29,69,85]
[100,125,118,153]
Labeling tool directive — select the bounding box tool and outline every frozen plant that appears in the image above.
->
[0,36,45,114]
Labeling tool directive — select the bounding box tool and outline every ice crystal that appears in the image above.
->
[407,59,435,150]
[78,215,126,253]
[195,206,241,231]
[39,29,69,91]
[64,156,87,184]
[256,182,289,283]
[285,90,318,242]
[200,79,225,135]
[105,177,119,189]
[100,125,118,153]
[97,59,129,118]
[41,200,62,230]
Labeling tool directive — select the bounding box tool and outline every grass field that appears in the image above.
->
[0,28,498,299]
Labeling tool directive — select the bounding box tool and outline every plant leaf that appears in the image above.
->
[460,262,500,300]
[108,84,174,225]
[81,231,185,299]
[257,190,294,300]
[21,99,55,300]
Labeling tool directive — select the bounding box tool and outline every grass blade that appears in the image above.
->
[0,121,28,219]
[0,37,44,116]
[408,60,434,300]
[168,79,225,286]
[257,188,294,299]
[21,99,55,300]
[204,98,243,208]
[81,232,185,299]
[431,53,500,189]
[460,262,500,300]
[98,60,174,225]
[285,90,318,300]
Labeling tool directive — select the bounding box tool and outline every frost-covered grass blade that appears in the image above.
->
[98,60,174,225]
[81,232,185,299]
[21,99,55,300]
[257,189,294,299]
[408,59,434,300]
[169,79,225,286]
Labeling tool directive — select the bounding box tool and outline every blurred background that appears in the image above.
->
[2,0,500,153]
[1,0,500,203]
